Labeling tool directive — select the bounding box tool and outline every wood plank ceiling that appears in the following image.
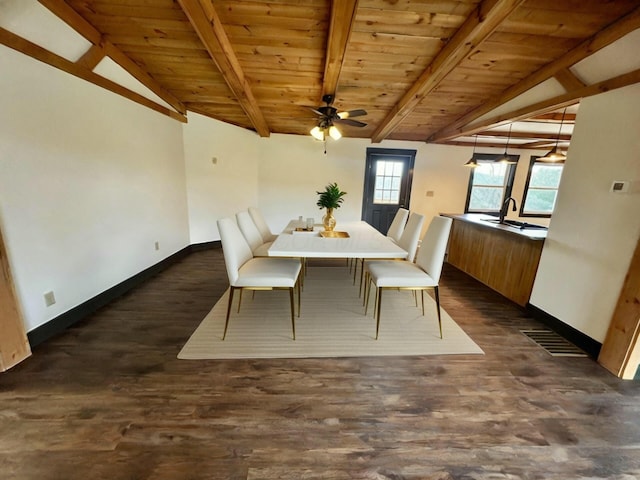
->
[11,0,640,149]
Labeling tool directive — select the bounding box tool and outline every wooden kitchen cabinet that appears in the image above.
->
[445,215,545,307]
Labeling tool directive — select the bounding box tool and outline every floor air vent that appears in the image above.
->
[520,329,587,357]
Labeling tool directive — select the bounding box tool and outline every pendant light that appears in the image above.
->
[539,108,567,162]
[464,135,480,167]
[496,123,516,164]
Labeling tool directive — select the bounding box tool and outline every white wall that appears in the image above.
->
[182,113,260,244]
[253,137,543,235]
[0,46,190,332]
[183,115,547,239]
[531,83,640,342]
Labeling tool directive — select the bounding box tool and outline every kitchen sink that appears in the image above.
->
[483,218,548,230]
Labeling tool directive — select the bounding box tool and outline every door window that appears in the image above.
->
[374,161,404,204]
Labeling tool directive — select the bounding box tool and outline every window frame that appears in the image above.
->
[519,155,564,218]
[464,153,518,215]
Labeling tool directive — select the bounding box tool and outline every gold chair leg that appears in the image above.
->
[297,277,301,317]
[420,290,425,315]
[364,276,373,314]
[375,287,382,340]
[358,259,366,296]
[237,288,243,313]
[223,287,235,340]
[434,286,443,339]
[289,287,296,340]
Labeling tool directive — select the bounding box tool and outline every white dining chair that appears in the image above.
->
[353,212,424,296]
[386,208,409,244]
[236,210,272,257]
[217,218,302,340]
[357,212,424,296]
[248,207,277,243]
[364,215,452,339]
[397,212,425,262]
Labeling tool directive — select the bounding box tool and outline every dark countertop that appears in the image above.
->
[442,213,547,240]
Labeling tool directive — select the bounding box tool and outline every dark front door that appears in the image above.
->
[361,148,415,234]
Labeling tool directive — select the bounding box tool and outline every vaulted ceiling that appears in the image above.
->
[2,0,640,151]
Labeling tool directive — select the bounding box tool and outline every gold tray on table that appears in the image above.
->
[320,231,350,238]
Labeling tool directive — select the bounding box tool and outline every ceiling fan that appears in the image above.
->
[309,94,367,141]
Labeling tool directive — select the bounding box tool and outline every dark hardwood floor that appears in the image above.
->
[1,248,639,480]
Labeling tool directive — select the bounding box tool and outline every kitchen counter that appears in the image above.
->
[442,213,547,240]
[443,213,546,306]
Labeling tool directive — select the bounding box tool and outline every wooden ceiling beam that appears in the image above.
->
[520,140,558,149]
[38,0,187,116]
[178,0,270,137]
[0,27,186,123]
[475,130,572,141]
[526,113,577,123]
[443,140,549,150]
[430,6,640,142]
[554,68,587,92]
[75,44,105,70]
[322,0,359,99]
[370,0,527,143]
[430,68,640,142]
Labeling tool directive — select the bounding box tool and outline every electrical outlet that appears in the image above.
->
[426,190,434,197]
[44,291,56,307]
[155,241,160,251]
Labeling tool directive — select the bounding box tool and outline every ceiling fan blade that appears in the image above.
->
[338,109,367,119]
[309,107,324,116]
[335,118,367,127]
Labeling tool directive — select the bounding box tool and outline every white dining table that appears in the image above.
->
[268,220,408,259]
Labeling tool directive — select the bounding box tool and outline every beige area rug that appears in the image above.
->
[178,266,484,359]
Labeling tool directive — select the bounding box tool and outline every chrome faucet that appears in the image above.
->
[499,197,517,223]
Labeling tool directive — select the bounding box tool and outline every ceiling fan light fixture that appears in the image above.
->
[329,125,342,140]
[310,125,325,141]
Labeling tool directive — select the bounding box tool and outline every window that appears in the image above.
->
[520,157,564,217]
[465,154,517,213]
[373,160,404,204]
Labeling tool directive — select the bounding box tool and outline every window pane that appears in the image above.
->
[468,186,504,211]
[522,160,564,215]
[373,160,404,205]
[473,162,508,186]
[529,164,563,188]
[523,189,558,213]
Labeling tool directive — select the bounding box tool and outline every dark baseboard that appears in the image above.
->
[526,304,602,359]
[27,243,219,348]
[190,240,221,251]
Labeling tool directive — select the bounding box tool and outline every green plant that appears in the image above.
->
[316,182,347,210]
